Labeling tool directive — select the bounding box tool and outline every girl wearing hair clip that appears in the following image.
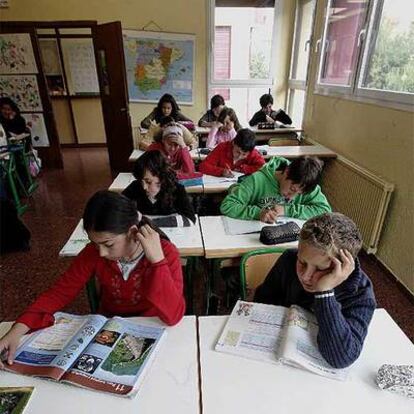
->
[0,191,185,368]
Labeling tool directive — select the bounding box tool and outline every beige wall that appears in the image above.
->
[2,0,208,135]
[303,0,414,293]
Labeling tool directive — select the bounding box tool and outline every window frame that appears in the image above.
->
[314,0,414,111]
[207,0,279,94]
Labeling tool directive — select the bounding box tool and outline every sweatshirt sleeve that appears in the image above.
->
[178,147,195,174]
[174,184,196,223]
[198,111,211,127]
[236,150,265,175]
[199,144,226,176]
[141,109,156,129]
[249,111,263,127]
[284,185,332,220]
[16,245,98,330]
[141,241,185,326]
[220,175,261,220]
[313,290,376,368]
[206,126,219,149]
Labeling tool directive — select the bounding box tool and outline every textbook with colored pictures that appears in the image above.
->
[216,301,349,381]
[3,313,166,397]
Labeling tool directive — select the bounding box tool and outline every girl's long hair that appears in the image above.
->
[133,150,178,209]
[154,94,180,121]
[83,190,168,239]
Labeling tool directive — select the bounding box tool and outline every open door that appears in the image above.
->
[93,22,133,174]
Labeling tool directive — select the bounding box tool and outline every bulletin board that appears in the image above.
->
[60,38,100,95]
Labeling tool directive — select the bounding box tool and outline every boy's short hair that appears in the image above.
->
[260,94,273,108]
[300,213,363,258]
[210,94,225,109]
[286,156,323,194]
[233,128,256,152]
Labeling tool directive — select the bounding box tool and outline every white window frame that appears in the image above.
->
[314,0,414,111]
[207,0,280,106]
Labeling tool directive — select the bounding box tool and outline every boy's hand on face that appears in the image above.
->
[137,225,165,264]
[260,207,279,224]
[314,249,355,292]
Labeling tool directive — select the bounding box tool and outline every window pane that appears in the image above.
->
[214,7,275,81]
[362,0,414,93]
[288,89,306,127]
[291,0,315,81]
[320,0,368,86]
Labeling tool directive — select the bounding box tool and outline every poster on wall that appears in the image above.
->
[0,75,43,111]
[0,33,38,74]
[61,39,100,95]
[22,113,49,147]
[122,30,195,105]
[39,39,62,75]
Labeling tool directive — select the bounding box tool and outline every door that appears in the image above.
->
[93,22,133,174]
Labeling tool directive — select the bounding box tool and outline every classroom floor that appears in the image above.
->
[1,147,413,343]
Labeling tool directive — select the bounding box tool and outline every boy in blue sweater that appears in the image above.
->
[254,212,376,369]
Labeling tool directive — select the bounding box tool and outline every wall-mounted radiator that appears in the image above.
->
[321,156,394,254]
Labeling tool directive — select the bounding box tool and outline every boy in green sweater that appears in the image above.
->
[220,156,331,222]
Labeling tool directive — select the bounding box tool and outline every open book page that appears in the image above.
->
[202,171,244,185]
[10,313,107,380]
[280,306,349,381]
[215,301,289,364]
[62,317,166,397]
[0,386,34,414]
[222,216,305,236]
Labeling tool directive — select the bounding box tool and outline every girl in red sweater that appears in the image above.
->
[199,128,265,177]
[0,191,185,368]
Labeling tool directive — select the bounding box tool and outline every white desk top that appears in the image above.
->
[201,174,241,194]
[0,316,199,414]
[250,126,303,135]
[200,216,299,258]
[59,217,204,257]
[198,310,414,414]
[109,172,203,194]
[129,148,202,163]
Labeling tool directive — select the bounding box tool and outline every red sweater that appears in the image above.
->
[199,141,265,177]
[148,142,195,176]
[16,240,185,330]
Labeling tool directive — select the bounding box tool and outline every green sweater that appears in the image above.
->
[220,157,332,220]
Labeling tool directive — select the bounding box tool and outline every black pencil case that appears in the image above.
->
[260,222,301,245]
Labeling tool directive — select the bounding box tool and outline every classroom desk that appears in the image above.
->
[59,217,204,258]
[109,172,203,194]
[201,174,241,194]
[0,316,199,414]
[198,310,414,414]
[199,216,300,259]
[193,144,337,161]
[128,148,202,163]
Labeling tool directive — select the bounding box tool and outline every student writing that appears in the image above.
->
[248,93,292,127]
[206,107,238,149]
[220,156,331,221]
[254,212,376,369]
[0,191,185,368]
[199,128,265,177]
[122,150,196,227]
[147,124,196,178]
[140,93,192,129]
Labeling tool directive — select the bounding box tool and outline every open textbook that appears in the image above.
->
[222,216,305,236]
[4,313,166,397]
[216,301,349,381]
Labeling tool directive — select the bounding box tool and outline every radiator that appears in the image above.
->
[321,156,394,254]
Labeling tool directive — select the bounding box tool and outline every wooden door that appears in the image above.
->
[93,22,133,174]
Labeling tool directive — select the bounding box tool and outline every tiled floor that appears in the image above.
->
[1,147,413,342]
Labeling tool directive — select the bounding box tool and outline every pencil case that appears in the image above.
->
[260,222,301,245]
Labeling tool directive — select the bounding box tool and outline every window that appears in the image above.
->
[287,0,316,126]
[208,0,277,125]
[316,0,414,108]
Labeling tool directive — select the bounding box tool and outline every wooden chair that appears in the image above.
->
[239,248,285,301]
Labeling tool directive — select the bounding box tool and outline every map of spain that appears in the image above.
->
[123,32,194,103]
